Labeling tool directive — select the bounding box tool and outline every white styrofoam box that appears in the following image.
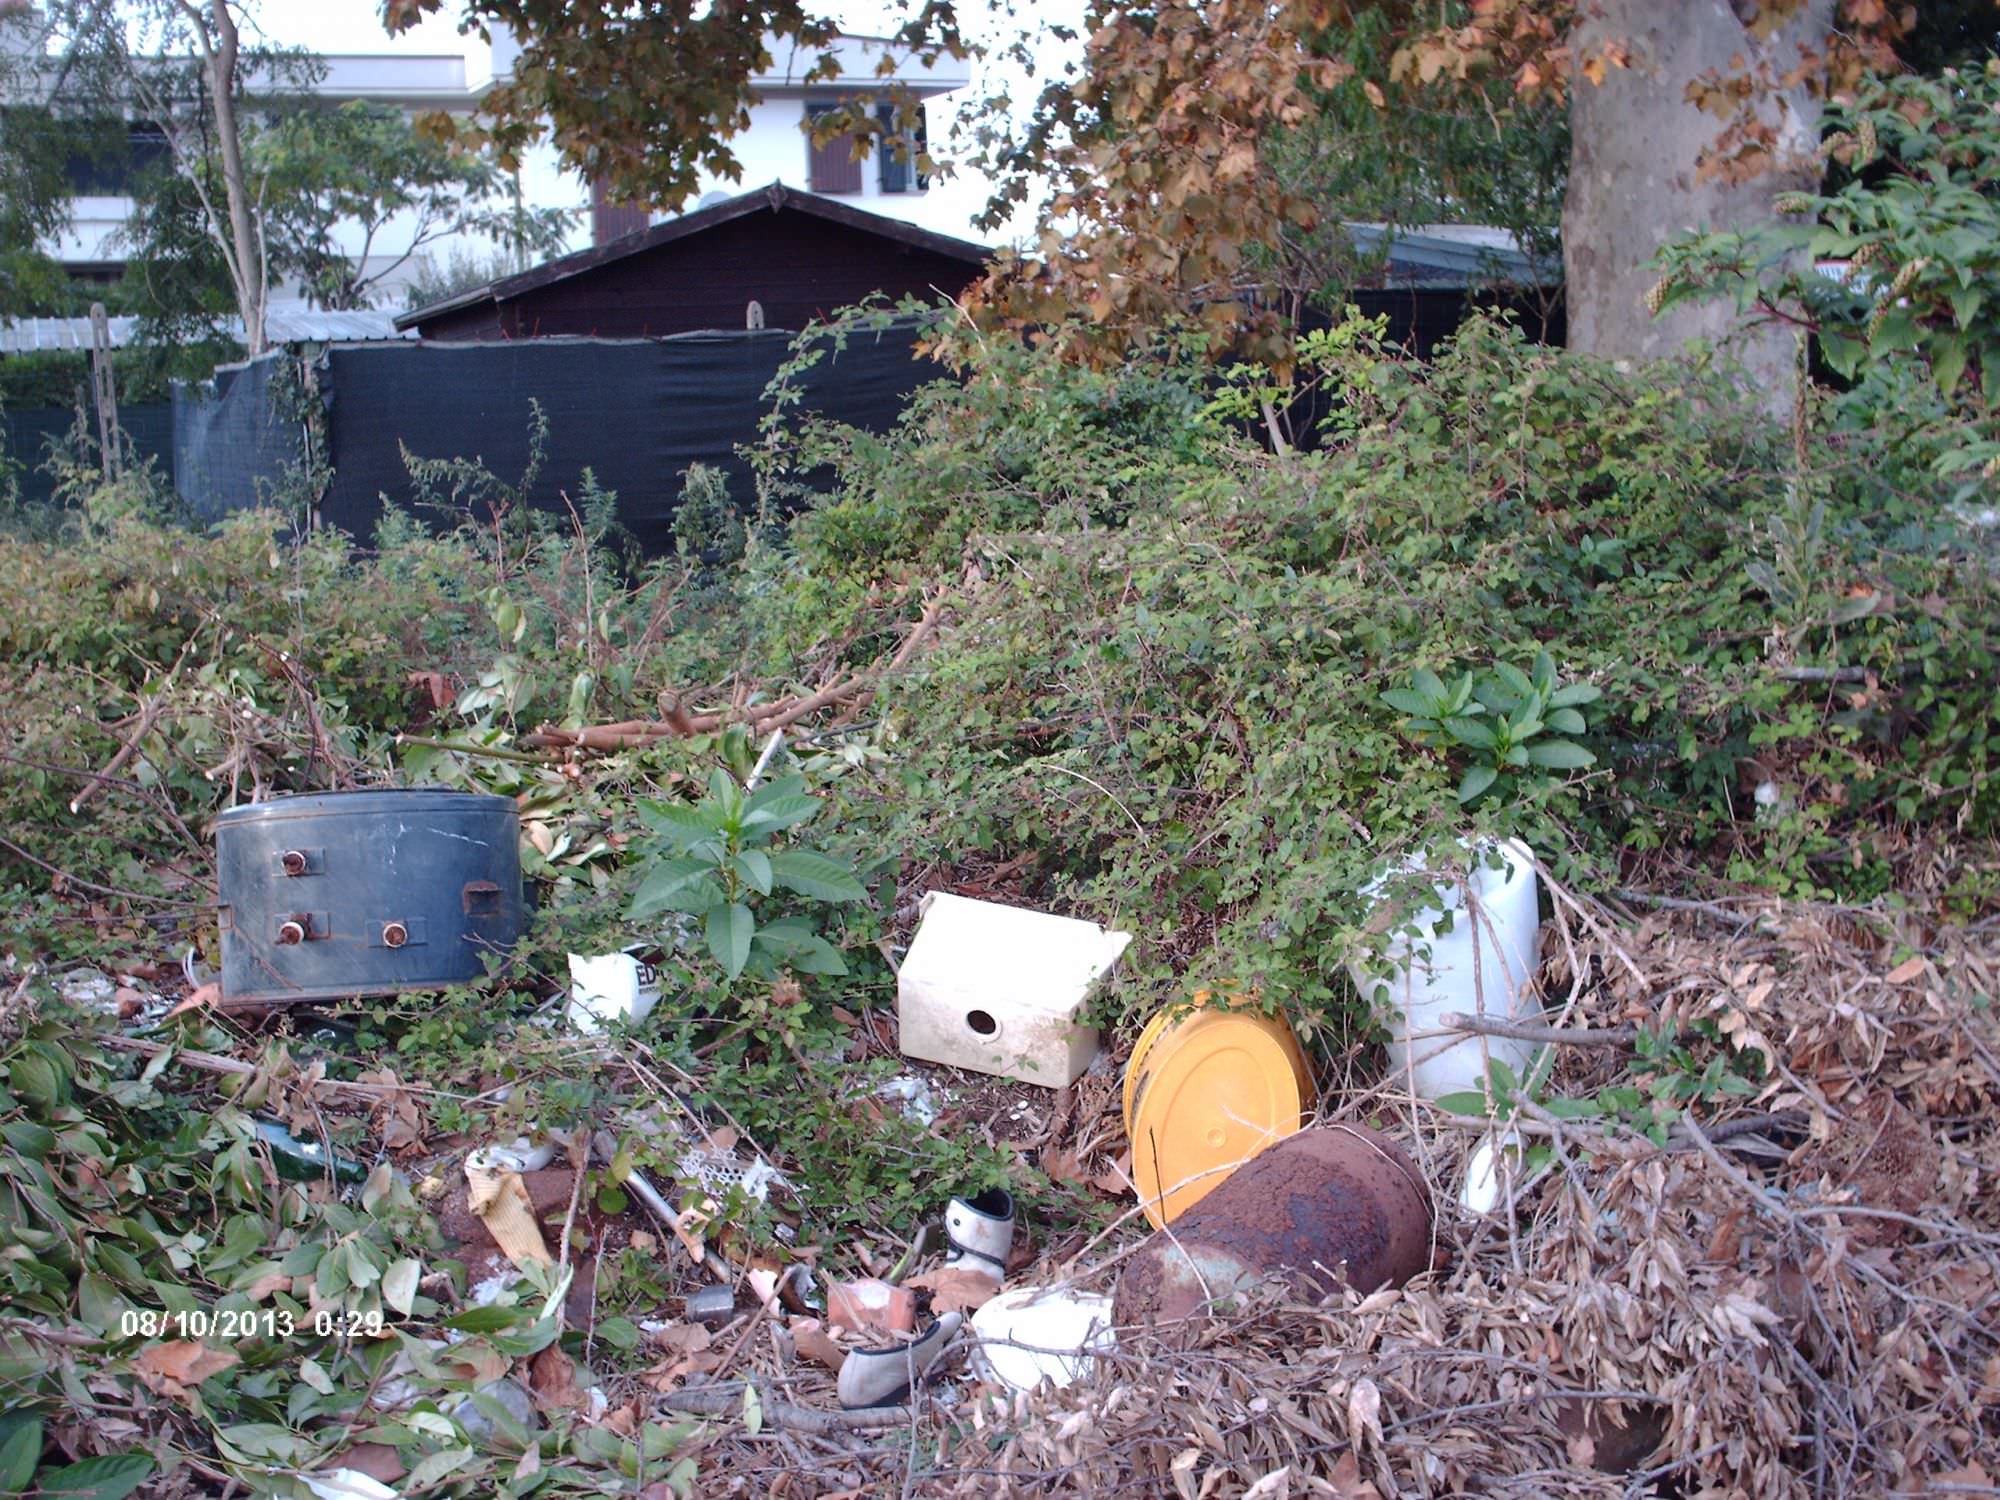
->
[897,892,1132,1087]
[1348,838,1543,1100]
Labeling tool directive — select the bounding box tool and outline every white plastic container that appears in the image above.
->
[1348,838,1542,1100]
[567,950,662,1033]
[897,892,1131,1087]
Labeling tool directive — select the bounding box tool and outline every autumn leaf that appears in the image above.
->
[134,1341,239,1404]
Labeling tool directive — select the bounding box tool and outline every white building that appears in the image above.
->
[7,13,974,310]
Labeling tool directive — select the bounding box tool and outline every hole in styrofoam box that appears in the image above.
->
[966,1009,999,1036]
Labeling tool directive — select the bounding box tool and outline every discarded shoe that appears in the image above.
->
[835,1312,964,1409]
[943,1187,1015,1280]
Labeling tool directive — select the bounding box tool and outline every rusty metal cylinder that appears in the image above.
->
[1114,1125,1433,1333]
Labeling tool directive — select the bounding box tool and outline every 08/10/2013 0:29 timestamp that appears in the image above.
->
[121,1308,384,1340]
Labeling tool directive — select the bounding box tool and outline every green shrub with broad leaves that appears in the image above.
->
[628,769,867,981]
[1380,650,1602,805]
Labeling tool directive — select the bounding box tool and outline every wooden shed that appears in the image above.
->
[396,183,991,342]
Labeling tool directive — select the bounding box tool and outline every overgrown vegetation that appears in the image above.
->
[1,273,1995,1490]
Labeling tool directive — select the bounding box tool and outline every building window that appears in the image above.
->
[806,103,861,194]
[875,104,927,194]
[59,119,170,198]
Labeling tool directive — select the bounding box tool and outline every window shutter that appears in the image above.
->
[807,105,862,194]
[590,177,649,245]
[877,105,910,193]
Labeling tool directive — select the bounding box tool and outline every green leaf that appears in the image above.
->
[733,849,773,896]
[628,859,723,920]
[1531,651,1556,695]
[1543,1096,1605,1119]
[1869,306,1920,354]
[441,1305,529,1334]
[637,799,728,849]
[595,1316,641,1351]
[787,935,849,976]
[1,1121,55,1159]
[767,850,868,903]
[739,777,823,835]
[1492,661,1535,699]
[742,1382,764,1436]
[403,1447,475,1491]
[1948,282,1984,330]
[1378,688,1434,717]
[1456,765,1498,804]
[35,1455,155,1500]
[1545,682,1601,708]
[705,767,745,824]
[1440,716,1496,749]
[0,1410,42,1491]
[1818,329,1866,380]
[8,1055,58,1112]
[1931,330,1968,397]
[1432,1091,1493,1117]
[1545,707,1587,735]
[1411,668,1447,703]
[1524,740,1596,770]
[706,903,754,979]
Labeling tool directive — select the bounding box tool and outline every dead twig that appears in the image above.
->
[1436,1011,1640,1048]
[658,1377,914,1434]
[70,637,196,815]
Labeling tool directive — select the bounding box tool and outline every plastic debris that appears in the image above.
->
[302,1470,400,1500]
[1349,839,1542,1099]
[482,1135,559,1173]
[877,1073,940,1126]
[567,949,664,1033]
[57,967,119,1009]
[1123,993,1313,1228]
[1459,1125,1551,1215]
[970,1285,1116,1392]
[463,1151,552,1269]
[897,892,1130,1087]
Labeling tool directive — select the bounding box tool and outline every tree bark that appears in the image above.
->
[1563,0,1834,414]
[200,1,266,356]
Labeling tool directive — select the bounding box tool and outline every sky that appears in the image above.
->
[241,0,1084,245]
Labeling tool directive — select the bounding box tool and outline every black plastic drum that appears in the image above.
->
[214,789,522,1005]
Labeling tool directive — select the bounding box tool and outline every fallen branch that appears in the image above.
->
[71,638,196,815]
[1437,1012,1639,1048]
[98,1033,435,1103]
[658,1377,914,1434]
[515,592,951,754]
[394,735,559,764]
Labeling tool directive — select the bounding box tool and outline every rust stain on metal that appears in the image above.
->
[1114,1125,1433,1334]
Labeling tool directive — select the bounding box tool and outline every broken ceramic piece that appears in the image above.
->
[970,1285,1115,1392]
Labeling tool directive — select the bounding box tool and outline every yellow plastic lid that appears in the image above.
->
[1125,1005,1312,1229]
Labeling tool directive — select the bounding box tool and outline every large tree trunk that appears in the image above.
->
[1563,0,1834,412]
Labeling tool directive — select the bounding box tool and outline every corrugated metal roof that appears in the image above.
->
[0,306,412,355]
[1345,223,1560,288]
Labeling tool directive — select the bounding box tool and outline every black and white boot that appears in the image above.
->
[942,1186,1016,1283]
